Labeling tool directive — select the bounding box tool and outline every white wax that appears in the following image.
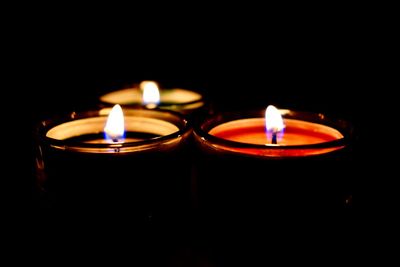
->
[47,116,179,141]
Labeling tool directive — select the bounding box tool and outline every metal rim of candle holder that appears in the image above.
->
[36,108,191,153]
[194,108,355,156]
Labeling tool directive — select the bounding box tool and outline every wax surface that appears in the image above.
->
[100,88,202,105]
[210,118,343,145]
[45,116,182,153]
[72,132,160,144]
[208,118,344,157]
[47,116,179,141]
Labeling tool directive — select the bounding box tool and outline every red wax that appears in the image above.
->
[208,118,344,157]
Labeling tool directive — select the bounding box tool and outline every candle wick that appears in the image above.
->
[112,138,119,143]
[271,129,278,144]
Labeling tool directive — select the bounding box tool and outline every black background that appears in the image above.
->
[4,10,380,264]
[16,26,366,194]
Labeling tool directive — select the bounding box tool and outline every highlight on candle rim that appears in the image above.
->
[140,80,160,108]
[265,105,285,144]
[104,104,125,142]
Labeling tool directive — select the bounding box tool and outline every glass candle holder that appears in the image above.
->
[99,81,209,117]
[34,107,192,225]
[195,108,353,157]
[192,108,356,228]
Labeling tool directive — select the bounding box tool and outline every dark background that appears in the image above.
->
[4,10,380,263]
[9,24,369,208]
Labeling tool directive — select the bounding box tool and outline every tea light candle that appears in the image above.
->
[35,106,192,222]
[192,105,355,227]
[99,81,206,115]
[43,105,187,153]
[195,105,352,158]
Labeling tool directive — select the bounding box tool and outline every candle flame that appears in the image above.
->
[140,81,160,108]
[265,105,285,144]
[104,104,125,142]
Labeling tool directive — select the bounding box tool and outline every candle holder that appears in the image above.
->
[98,81,210,118]
[195,108,354,158]
[34,108,192,225]
[192,108,356,229]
